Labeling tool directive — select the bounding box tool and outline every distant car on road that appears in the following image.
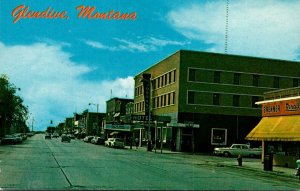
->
[83,136,94,143]
[52,133,59,138]
[61,134,71,143]
[105,138,124,148]
[45,133,51,139]
[91,137,105,145]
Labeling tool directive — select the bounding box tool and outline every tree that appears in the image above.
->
[0,74,29,136]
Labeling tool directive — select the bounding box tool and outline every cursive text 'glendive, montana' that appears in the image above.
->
[12,5,68,23]
[76,5,137,20]
[11,5,137,23]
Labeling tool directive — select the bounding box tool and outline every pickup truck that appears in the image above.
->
[213,144,262,157]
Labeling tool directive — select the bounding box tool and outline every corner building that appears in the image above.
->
[134,50,300,153]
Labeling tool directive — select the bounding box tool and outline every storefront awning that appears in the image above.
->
[246,115,300,141]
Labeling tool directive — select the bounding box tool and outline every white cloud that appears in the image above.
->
[167,0,300,60]
[0,42,134,130]
[84,36,189,52]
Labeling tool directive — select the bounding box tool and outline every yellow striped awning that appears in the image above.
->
[246,115,300,141]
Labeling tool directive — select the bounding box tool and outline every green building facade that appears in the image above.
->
[134,50,300,152]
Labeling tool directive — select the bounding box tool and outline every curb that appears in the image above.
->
[215,161,299,180]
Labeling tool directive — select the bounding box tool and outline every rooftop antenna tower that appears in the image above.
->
[224,0,229,54]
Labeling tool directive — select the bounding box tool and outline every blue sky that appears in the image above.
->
[1,0,300,130]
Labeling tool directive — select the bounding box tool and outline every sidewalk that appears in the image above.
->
[125,146,299,180]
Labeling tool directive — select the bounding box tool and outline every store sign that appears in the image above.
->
[104,124,132,131]
[131,115,152,121]
[262,98,300,116]
[142,73,151,116]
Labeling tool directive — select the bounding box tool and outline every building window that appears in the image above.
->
[156,97,159,108]
[273,77,280,88]
[293,78,299,87]
[213,93,220,105]
[173,70,176,83]
[161,75,164,87]
[233,73,240,85]
[163,95,167,107]
[169,72,172,84]
[233,95,240,107]
[172,92,175,104]
[164,74,168,85]
[252,96,259,108]
[253,75,260,87]
[167,93,171,105]
[188,91,195,104]
[211,128,227,146]
[157,78,161,88]
[189,69,196,81]
[214,71,221,83]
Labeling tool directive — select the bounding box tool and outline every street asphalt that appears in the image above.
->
[1,134,299,190]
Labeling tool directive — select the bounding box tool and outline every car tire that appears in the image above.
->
[223,152,231,157]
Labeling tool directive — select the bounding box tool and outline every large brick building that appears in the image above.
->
[134,50,300,152]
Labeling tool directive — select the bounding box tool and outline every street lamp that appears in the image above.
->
[89,103,99,113]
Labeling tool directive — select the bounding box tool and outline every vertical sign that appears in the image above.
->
[142,73,151,116]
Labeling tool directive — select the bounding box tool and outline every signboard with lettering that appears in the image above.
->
[131,115,152,121]
[262,98,300,117]
[142,73,151,116]
[104,124,132,131]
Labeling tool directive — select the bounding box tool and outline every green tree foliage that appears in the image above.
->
[0,74,29,136]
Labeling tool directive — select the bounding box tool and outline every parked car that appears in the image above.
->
[26,132,35,137]
[21,133,27,140]
[1,135,17,145]
[83,136,94,143]
[105,138,124,148]
[213,144,262,157]
[12,134,23,143]
[91,137,105,145]
[61,134,71,143]
[52,133,59,138]
[68,134,75,139]
[45,133,51,139]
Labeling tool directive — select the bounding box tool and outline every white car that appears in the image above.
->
[213,144,262,157]
[105,138,124,148]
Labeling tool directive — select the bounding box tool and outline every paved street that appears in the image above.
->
[0,134,299,190]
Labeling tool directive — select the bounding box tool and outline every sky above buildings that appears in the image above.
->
[1,0,300,130]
